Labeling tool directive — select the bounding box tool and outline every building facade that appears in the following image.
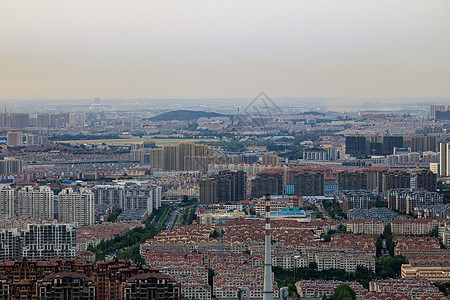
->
[18,186,54,220]
[58,188,94,226]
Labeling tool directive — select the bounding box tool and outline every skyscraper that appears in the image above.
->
[251,170,284,198]
[92,185,124,209]
[199,179,218,204]
[0,158,23,174]
[18,186,54,219]
[439,142,450,177]
[0,185,14,217]
[293,171,324,196]
[261,154,279,166]
[430,105,446,119]
[21,223,76,261]
[216,170,247,202]
[345,136,367,156]
[383,136,403,155]
[122,184,161,213]
[58,188,94,226]
[6,131,23,147]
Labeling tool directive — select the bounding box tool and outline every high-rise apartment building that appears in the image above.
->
[261,154,279,166]
[345,136,367,156]
[439,142,450,177]
[163,145,178,171]
[199,179,218,204]
[150,148,165,169]
[6,131,23,147]
[293,171,324,196]
[37,272,96,300]
[430,105,446,119]
[379,170,410,193]
[216,170,246,202]
[58,188,94,226]
[335,190,376,213]
[0,157,23,174]
[37,113,50,128]
[411,136,437,153]
[0,185,14,217]
[25,133,38,146]
[383,136,404,155]
[386,189,443,214]
[122,185,161,213]
[18,186,54,219]
[0,228,21,262]
[21,223,77,261]
[150,142,216,171]
[251,170,284,198]
[200,170,246,203]
[413,169,437,191]
[92,185,124,209]
[337,171,367,191]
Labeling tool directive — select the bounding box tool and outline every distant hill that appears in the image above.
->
[150,110,225,121]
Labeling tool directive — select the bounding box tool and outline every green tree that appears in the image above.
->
[376,237,383,257]
[209,229,219,239]
[376,255,408,278]
[327,284,356,300]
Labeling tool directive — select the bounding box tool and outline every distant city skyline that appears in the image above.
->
[1,0,450,100]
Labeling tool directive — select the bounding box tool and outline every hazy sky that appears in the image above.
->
[1,0,450,100]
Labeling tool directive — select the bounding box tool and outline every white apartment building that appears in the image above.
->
[58,188,94,226]
[18,186,54,219]
[21,223,76,261]
[92,185,124,209]
[123,184,161,213]
[0,185,14,216]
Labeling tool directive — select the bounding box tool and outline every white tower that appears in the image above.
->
[263,194,274,300]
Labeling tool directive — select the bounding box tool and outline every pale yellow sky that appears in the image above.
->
[1,0,449,100]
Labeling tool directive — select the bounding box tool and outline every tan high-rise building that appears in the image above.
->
[411,136,437,152]
[0,157,23,174]
[0,185,14,217]
[6,131,23,147]
[200,179,218,204]
[177,142,214,170]
[58,188,94,226]
[430,105,446,119]
[25,134,38,146]
[150,148,165,169]
[261,154,279,166]
[18,186,54,219]
[130,149,145,163]
[439,142,450,177]
[163,145,178,171]
[151,142,215,171]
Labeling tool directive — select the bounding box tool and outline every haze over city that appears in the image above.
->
[1,0,450,100]
[2,1,450,300]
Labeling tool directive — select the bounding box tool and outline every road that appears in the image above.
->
[166,207,183,230]
[316,201,331,220]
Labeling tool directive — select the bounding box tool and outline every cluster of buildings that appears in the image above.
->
[0,258,180,300]
[390,234,450,283]
[296,278,448,300]
[145,252,279,300]
[0,183,162,226]
[142,142,234,172]
[138,218,381,299]
[1,112,86,129]
[0,222,76,262]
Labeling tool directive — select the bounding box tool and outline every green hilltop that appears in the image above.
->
[149,110,225,121]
